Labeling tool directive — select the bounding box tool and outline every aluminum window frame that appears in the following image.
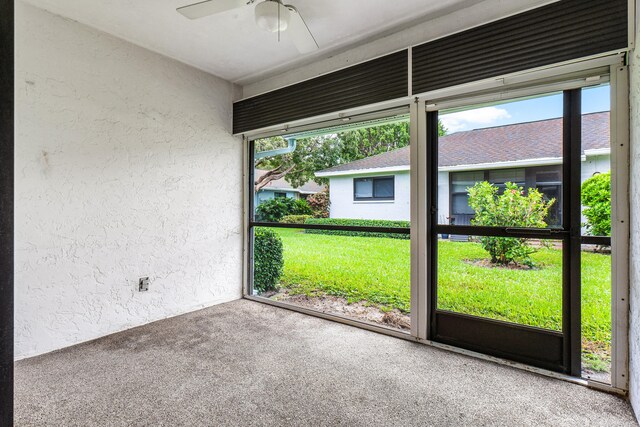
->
[244,111,411,317]
[418,64,628,389]
[353,176,396,201]
[241,53,629,394]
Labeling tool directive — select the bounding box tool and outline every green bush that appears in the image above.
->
[253,228,283,292]
[467,181,554,267]
[280,214,312,224]
[581,171,611,236]
[304,218,410,239]
[256,197,312,222]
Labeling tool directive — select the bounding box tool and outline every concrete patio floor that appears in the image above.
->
[15,299,637,426]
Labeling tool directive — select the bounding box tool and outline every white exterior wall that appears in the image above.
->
[14,3,243,359]
[629,2,640,417]
[437,171,450,224]
[256,189,298,205]
[254,189,299,211]
[581,155,611,181]
[328,172,410,220]
[328,157,610,226]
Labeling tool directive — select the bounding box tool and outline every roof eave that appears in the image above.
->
[315,165,411,177]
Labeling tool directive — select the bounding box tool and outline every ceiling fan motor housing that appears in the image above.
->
[255,0,290,33]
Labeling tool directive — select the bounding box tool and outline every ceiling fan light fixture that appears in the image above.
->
[255,0,290,33]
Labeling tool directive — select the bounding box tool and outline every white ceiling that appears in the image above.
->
[23,0,488,85]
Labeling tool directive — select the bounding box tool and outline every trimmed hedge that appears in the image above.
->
[304,218,410,239]
[280,214,312,224]
[253,228,283,292]
[255,197,312,222]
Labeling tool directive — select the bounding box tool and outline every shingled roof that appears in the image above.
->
[316,112,610,175]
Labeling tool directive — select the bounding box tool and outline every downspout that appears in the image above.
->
[254,137,296,160]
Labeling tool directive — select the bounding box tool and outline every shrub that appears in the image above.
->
[307,190,330,218]
[304,218,410,239]
[581,172,611,236]
[253,228,283,292]
[292,199,313,214]
[256,197,312,222]
[280,214,312,224]
[467,181,554,267]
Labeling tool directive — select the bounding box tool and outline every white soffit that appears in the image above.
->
[21,0,556,85]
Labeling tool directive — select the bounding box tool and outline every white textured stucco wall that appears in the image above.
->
[328,172,410,221]
[14,3,243,359]
[629,4,640,416]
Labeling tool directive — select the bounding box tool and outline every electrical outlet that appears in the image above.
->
[139,277,149,292]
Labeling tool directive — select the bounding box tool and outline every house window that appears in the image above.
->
[449,171,484,224]
[488,168,526,193]
[449,167,562,226]
[274,192,288,198]
[354,176,394,201]
[533,167,562,226]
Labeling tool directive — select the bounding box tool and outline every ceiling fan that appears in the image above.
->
[177,0,319,54]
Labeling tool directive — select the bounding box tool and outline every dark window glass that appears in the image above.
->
[451,171,484,193]
[452,193,475,215]
[274,192,288,198]
[354,176,394,200]
[537,184,562,226]
[354,178,373,199]
[374,177,394,198]
[488,168,525,185]
[450,171,484,220]
[536,170,561,184]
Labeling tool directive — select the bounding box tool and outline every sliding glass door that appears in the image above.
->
[244,66,626,385]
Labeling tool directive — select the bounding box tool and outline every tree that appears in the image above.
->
[254,134,336,191]
[581,171,611,236]
[467,182,555,267]
[254,120,447,191]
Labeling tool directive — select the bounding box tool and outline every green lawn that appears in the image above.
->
[270,228,612,370]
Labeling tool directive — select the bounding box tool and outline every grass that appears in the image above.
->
[269,228,612,371]
[274,228,410,311]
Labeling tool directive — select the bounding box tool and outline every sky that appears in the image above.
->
[439,84,610,134]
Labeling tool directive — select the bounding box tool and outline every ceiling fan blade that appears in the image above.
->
[286,5,319,54]
[177,0,249,19]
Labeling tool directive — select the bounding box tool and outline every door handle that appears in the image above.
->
[505,227,553,235]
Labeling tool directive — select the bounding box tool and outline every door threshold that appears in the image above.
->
[244,294,627,398]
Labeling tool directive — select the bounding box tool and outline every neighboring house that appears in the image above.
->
[315,112,610,224]
[254,169,325,207]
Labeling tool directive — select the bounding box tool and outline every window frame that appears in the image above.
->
[353,176,395,201]
[243,57,629,393]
